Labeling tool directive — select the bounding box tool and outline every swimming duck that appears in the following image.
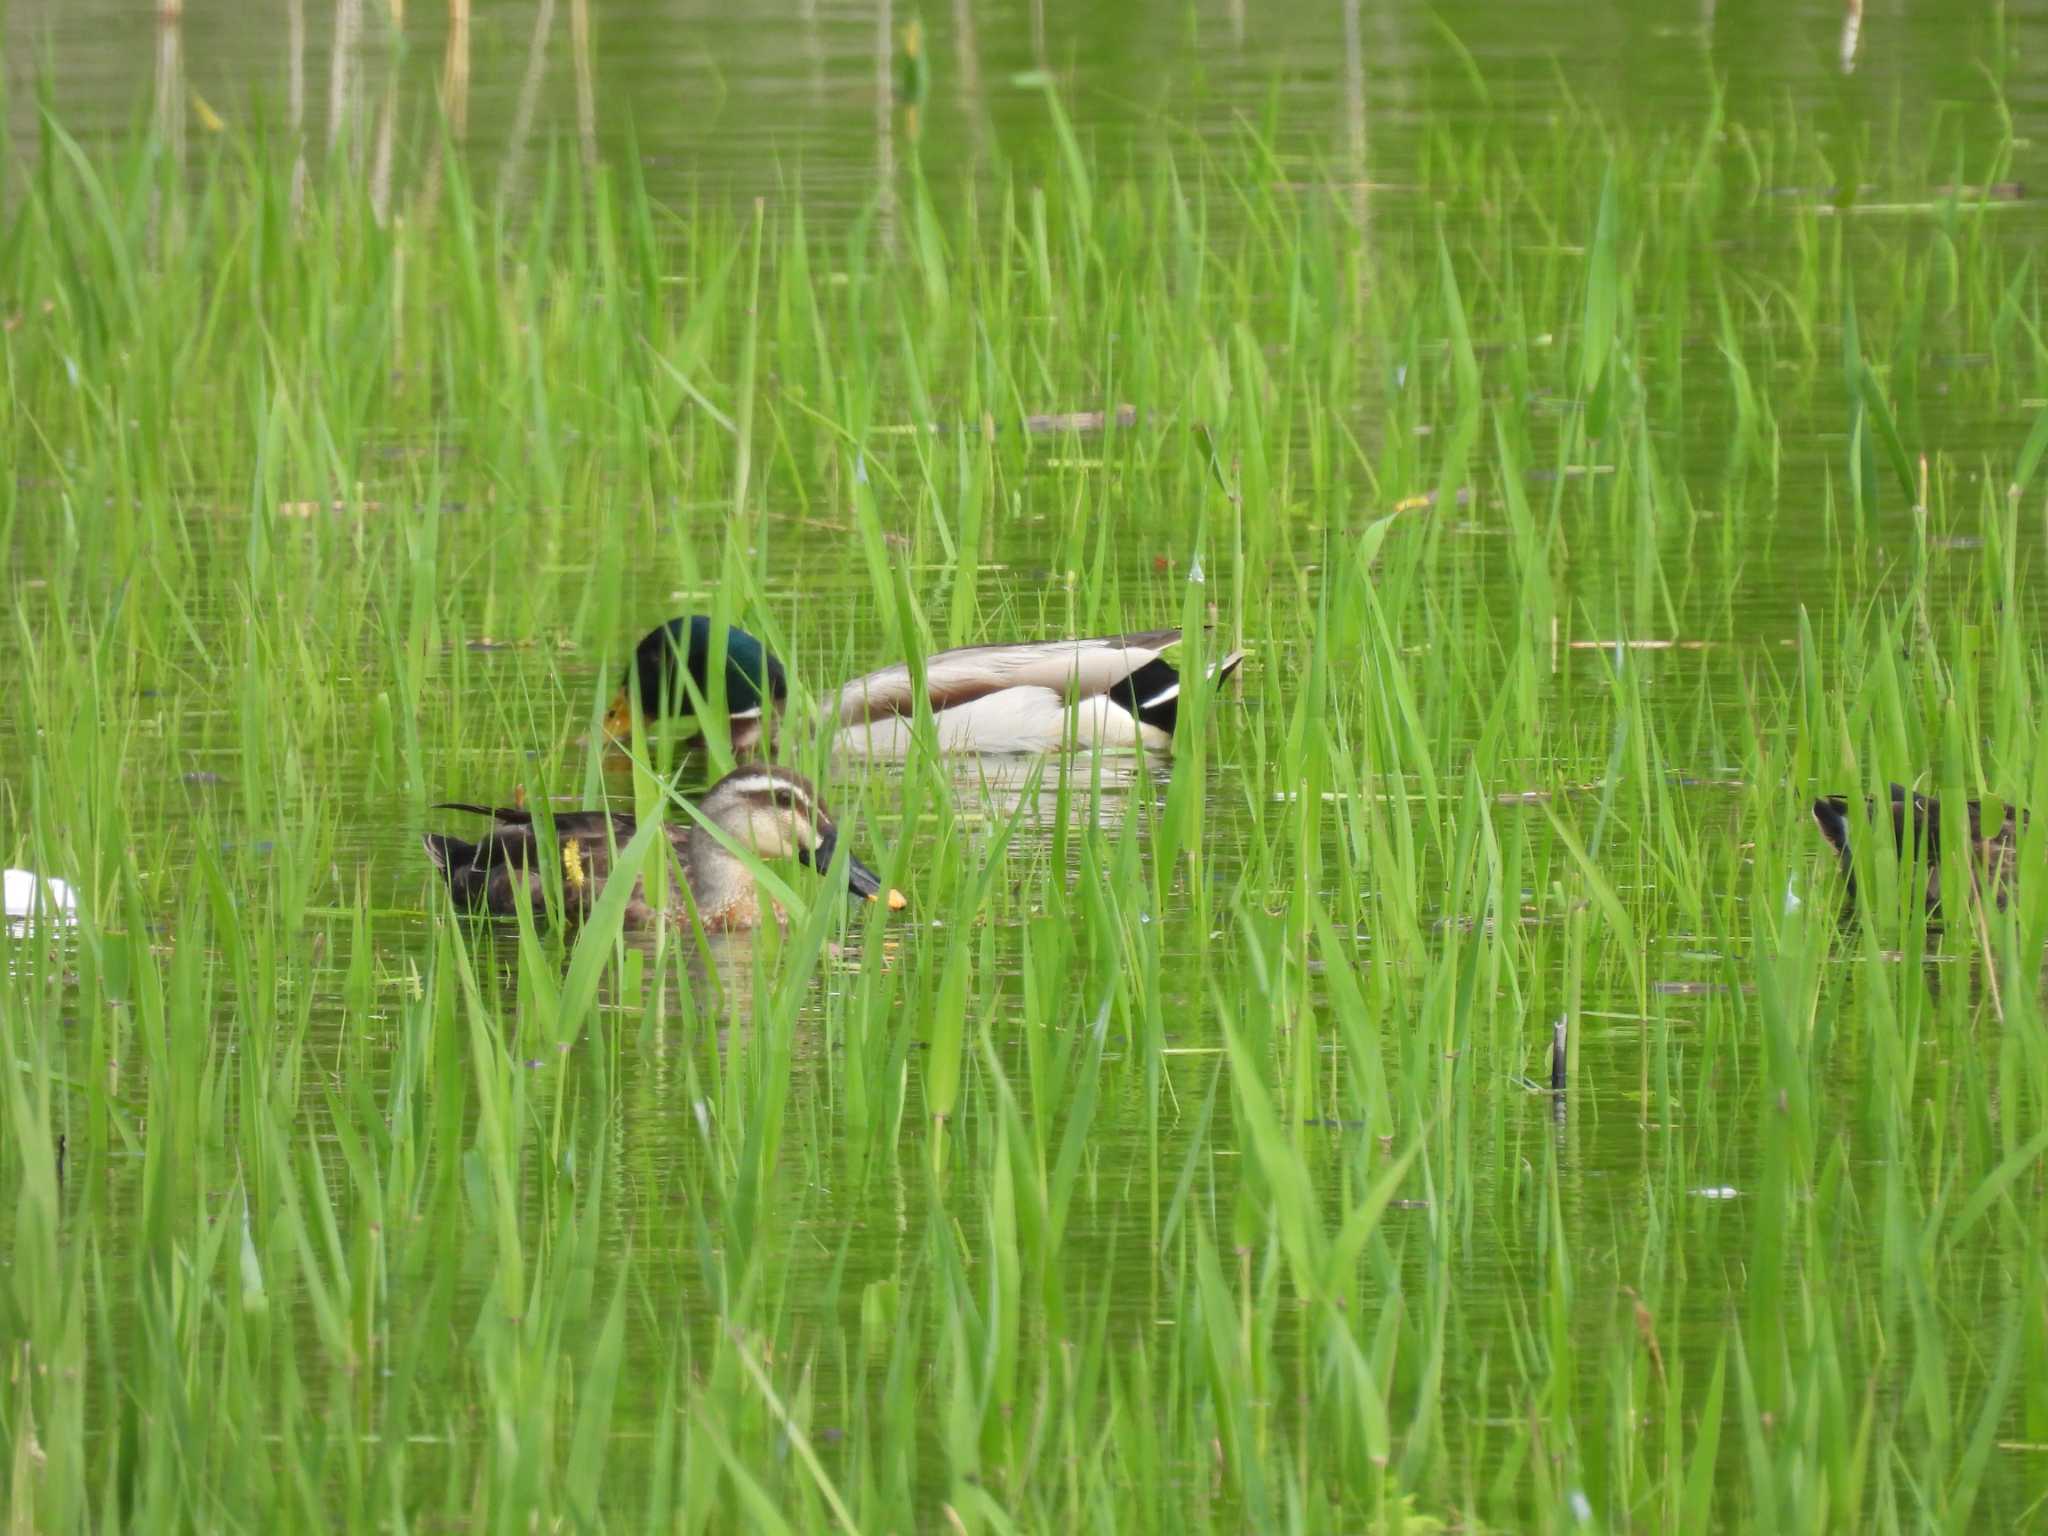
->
[3,869,77,933]
[423,764,902,929]
[1811,783,2025,912]
[602,615,1245,757]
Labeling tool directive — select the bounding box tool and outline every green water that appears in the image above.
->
[3,2,2048,1531]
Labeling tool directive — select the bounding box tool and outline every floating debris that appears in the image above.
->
[1023,403,1137,435]
[1934,181,2025,201]
[1565,638,1715,651]
[873,403,1140,438]
[277,498,384,518]
[1388,487,1474,513]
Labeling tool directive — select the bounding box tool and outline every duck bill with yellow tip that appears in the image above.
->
[802,824,908,910]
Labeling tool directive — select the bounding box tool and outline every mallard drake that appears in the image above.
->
[602,616,1245,757]
[423,764,903,929]
[1812,783,2025,913]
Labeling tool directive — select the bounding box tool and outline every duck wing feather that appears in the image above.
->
[829,629,1184,725]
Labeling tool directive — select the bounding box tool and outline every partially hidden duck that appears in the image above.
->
[424,764,903,929]
[603,615,1245,757]
[1812,782,2027,913]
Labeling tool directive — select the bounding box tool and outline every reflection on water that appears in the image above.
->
[932,748,1154,837]
[9,1,2041,233]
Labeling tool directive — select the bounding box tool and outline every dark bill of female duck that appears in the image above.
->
[422,763,905,930]
[605,616,1246,757]
[798,820,890,900]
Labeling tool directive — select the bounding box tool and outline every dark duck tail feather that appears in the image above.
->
[1105,648,1246,736]
[422,831,506,911]
[431,801,530,823]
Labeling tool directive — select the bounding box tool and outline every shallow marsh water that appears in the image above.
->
[3,1,2048,1531]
